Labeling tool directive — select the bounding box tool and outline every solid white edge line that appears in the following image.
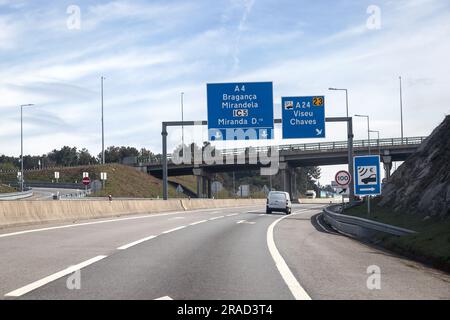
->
[5,255,108,297]
[117,235,157,250]
[162,226,186,234]
[315,214,330,232]
[189,220,208,226]
[267,214,312,300]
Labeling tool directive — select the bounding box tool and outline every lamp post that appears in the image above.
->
[369,130,380,155]
[101,76,105,164]
[399,76,404,144]
[355,114,371,155]
[329,88,354,202]
[181,92,185,148]
[328,88,349,118]
[355,114,371,217]
[20,104,34,192]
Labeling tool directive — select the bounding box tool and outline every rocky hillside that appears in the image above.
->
[379,116,450,218]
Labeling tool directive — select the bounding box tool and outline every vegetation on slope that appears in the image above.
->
[346,198,450,272]
[0,164,180,198]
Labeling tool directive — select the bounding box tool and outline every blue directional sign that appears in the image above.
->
[282,96,325,139]
[207,82,274,141]
[354,155,381,196]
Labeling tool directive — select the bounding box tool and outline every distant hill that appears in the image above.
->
[379,115,450,218]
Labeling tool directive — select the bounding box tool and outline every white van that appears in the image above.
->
[266,191,292,214]
[305,190,316,199]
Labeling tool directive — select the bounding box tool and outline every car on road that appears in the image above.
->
[305,190,316,199]
[266,191,292,214]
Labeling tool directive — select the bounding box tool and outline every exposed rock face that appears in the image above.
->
[379,115,450,218]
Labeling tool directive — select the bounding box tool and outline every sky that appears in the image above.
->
[0,0,449,185]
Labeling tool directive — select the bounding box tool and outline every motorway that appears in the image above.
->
[28,187,84,200]
[0,204,449,300]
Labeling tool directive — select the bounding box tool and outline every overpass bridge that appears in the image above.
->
[125,136,426,198]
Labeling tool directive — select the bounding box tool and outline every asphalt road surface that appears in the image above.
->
[28,187,84,200]
[0,204,449,300]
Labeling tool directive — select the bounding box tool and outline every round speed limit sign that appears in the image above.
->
[335,170,351,186]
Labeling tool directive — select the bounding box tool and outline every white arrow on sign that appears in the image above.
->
[260,130,268,138]
[215,131,222,139]
[360,187,376,192]
[315,128,323,135]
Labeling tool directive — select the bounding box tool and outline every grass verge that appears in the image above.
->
[345,198,450,272]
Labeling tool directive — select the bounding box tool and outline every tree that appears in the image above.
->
[100,146,141,163]
[78,148,97,165]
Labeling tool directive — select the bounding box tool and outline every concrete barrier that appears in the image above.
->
[0,198,265,229]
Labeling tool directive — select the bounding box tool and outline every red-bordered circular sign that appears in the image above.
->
[82,176,91,186]
[335,170,351,186]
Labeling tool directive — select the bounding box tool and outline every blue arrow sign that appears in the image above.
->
[353,155,381,196]
[282,96,325,139]
[207,82,274,141]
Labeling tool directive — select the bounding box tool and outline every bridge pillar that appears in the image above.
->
[207,178,212,199]
[280,162,293,200]
[201,176,207,198]
[381,152,393,181]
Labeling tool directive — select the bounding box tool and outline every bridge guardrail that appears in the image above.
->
[322,204,416,238]
[138,136,426,165]
[0,190,33,201]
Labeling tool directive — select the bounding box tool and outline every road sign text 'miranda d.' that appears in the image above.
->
[207,82,274,141]
[282,96,325,139]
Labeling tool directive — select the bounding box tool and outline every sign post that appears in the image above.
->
[82,174,90,193]
[353,155,381,217]
[335,170,351,211]
[100,172,107,189]
[282,96,325,139]
[207,82,274,141]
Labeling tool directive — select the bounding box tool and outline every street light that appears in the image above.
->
[329,87,353,202]
[369,130,380,155]
[20,104,34,192]
[399,76,404,144]
[101,76,105,164]
[355,114,371,217]
[354,114,371,155]
[328,88,349,118]
[181,92,185,148]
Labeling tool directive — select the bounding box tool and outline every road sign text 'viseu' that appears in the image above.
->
[282,96,325,139]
